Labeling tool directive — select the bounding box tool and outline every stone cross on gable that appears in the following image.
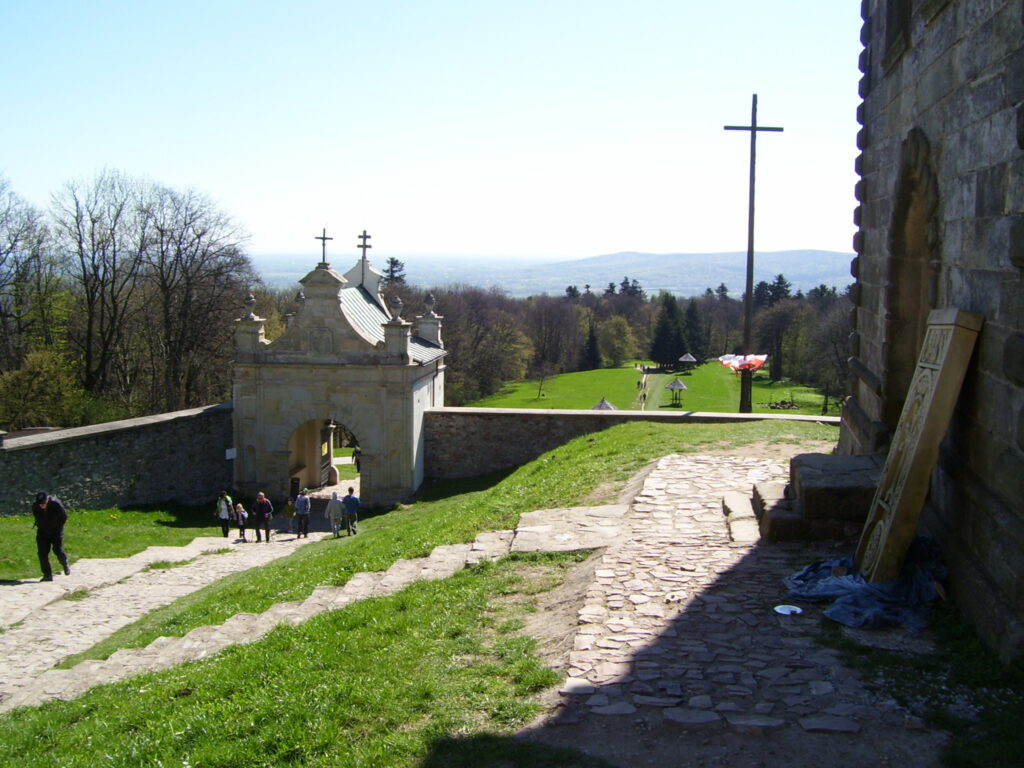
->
[315,227,333,267]
[357,229,372,259]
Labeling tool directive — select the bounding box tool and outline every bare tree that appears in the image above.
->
[50,170,147,395]
[0,177,57,371]
[138,184,252,410]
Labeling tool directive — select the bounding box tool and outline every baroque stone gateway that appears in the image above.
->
[232,245,445,509]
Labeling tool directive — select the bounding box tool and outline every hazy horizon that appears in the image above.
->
[250,247,855,299]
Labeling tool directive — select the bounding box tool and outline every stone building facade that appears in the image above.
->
[232,253,445,508]
[842,0,1024,660]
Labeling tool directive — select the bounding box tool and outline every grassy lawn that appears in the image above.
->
[471,366,645,410]
[645,363,838,415]
[0,552,614,768]
[335,463,360,482]
[333,446,361,481]
[0,505,218,582]
[469,362,840,416]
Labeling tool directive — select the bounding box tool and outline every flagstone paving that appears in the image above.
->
[523,453,944,767]
[0,453,944,764]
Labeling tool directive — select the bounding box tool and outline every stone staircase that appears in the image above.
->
[1,504,632,714]
[0,531,513,713]
[721,452,884,543]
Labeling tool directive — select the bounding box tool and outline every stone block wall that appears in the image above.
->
[424,408,838,480]
[844,0,1024,662]
[0,404,233,515]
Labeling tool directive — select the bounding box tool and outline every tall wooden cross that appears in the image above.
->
[724,94,783,413]
[357,229,372,258]
[315,227,333,266]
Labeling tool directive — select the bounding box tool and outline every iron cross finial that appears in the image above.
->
[315,227,333,265]
[357,230,372,259]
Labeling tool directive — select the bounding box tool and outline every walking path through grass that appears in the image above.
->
[0,531,328,706]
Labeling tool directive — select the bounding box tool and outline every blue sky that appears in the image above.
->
[2,1,862,260]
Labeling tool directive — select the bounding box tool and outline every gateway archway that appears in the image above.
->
[286,419,361,497]
[231,241,445,508]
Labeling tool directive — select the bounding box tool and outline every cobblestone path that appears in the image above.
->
[526,453,944,766]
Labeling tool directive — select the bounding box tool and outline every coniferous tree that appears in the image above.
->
[752,280,771,309]
[649,293,681,368]
[382,257,406,287]
[580,320,602,370]
[768,274,792,305]
[682,300,705,361]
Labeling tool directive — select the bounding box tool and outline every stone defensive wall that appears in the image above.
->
[1,404,841,515]
[0,403,233,515]
[423,407,841,480]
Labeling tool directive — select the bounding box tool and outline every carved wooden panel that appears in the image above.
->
[855,308,983,582]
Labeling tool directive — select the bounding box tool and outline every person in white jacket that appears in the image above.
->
[325,491,345,538]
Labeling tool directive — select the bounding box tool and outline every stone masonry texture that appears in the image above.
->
[842,1,1024,662]
[0,404,233,515]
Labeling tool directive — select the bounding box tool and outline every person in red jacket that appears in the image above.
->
[33,492,70,582]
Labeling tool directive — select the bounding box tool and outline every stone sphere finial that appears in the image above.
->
[244,291,257,320]
[424,293,436,316]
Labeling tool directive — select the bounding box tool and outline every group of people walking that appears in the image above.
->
[30,484,362,583]
[213,487,360,542]
[214,490,277,542]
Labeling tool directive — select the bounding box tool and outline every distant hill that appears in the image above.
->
[251,249,854,299]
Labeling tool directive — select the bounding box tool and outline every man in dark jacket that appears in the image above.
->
[33,492,70,582]
[252,491,274,543]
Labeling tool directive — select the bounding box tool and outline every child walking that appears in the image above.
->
[235,502,249,542]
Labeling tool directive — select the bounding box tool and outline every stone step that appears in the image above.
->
[418,543,473,580]
[752,482,789,520]
[220,612,260,633]
[374,558,426,596]
[146,635,178,650]
[339,571,384,600]
[721,492,757,521]
[1,516,560,714]
[262,600,310,624]
[721,492,761,543]
[790,453,882,522]
[759,497,808,542]
[756,484,869,543]
[467,530,513,564]
[303,585,345,611]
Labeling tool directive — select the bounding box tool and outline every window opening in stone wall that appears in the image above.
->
[884,136,937,436]
[883,0,912,70]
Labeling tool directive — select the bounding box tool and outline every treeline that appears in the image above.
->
[1,171,850,431]
[258,271,851,407]
[0,172,254,430]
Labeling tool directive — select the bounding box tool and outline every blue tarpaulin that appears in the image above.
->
[783,537,947,634]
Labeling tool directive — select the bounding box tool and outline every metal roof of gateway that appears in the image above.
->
[339,284,446,365]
